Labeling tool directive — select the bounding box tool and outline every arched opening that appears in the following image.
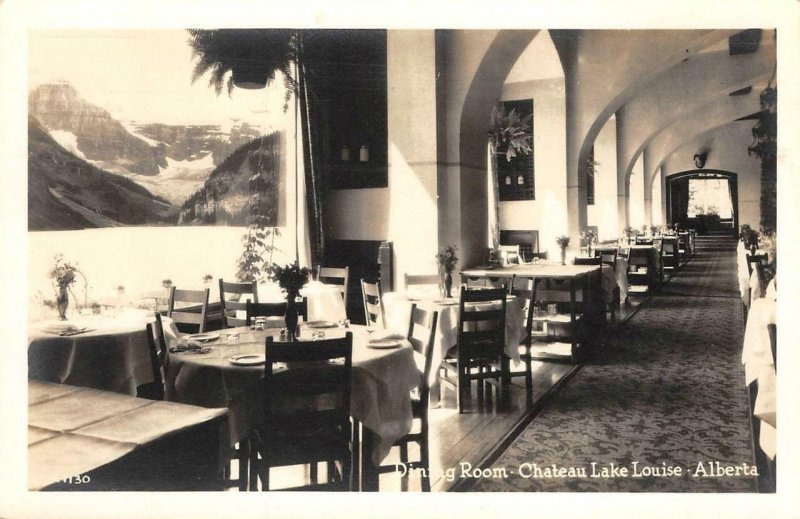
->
[666,169,738,235]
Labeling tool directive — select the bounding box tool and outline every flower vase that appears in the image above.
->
[444,272,453,298]
[587,243,593,258]
[749,243,757,255]
[56,286,69,320]
[560,248,566,266]
[285,291,300,341]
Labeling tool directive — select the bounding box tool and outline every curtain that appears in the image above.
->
[298,41,325,268]
[670,178,690,226]
[487,143,500,249]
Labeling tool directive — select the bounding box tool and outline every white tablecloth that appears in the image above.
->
[741,293,776,459]
[165,325,419,466]
[28,310,157,395]
[615,257,629,303]
[382,292,525,382]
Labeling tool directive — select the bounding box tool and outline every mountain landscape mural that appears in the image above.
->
[28,82,264,205]
[28,82,280,231]
[28,114,179,230]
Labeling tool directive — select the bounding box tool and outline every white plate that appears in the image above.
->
[305,321,338,329]
[228,354,266,366]
[367,339,402,349]
[185,333,220,343]
[433,299,459,306]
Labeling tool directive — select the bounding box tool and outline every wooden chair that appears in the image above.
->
[460,273,511,291]
[245,300,308,326]
[140,314,168,401]
[593,248,618,268]
[677,232,690,262]
[529,251,549,261]
[361,280,385,328]
[378,305,439,491]
[498,244,521,265]
[626,248,653,295]
[316,266,350,308]
[660,237,679,271]
[573,257,601,266]
[219,279,259,328]
[168,287,210,333]
[746,253,769,276]
[404,274,441,291]
[145,313,250,491]
[250,333,354,491]
[439,287,508,414]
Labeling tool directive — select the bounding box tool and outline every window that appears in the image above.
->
[497,99,534,201]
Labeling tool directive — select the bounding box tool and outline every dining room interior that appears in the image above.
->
[14,24,784,499]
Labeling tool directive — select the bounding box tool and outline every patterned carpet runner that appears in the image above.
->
[471,236,757,492]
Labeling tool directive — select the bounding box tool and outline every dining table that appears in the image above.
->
[28,380,229,491]
[163,322,421,490]
[28,310,157,395]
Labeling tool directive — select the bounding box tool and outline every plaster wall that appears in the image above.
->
[662,121,762,229]
[499,77,567,257]
[586,116,618,240]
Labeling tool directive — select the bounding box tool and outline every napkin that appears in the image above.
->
[42,323,80,335]
[369,331,406,342]
[170,336,206,351]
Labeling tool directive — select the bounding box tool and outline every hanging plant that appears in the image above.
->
[747,39,777,235]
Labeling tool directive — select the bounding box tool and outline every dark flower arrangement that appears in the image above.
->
[267,261,310,294]
[49,254,79,289]
[435,246,459,273]
[556,235,570,250]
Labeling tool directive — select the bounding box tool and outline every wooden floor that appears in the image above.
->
[238,278,666,492]
[379,361,579,492]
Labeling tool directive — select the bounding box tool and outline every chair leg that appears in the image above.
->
[400,442,409,465]
[310,462,319,484]
[420,435,431,492]
[238,438,249,491]
[327,460,336,483]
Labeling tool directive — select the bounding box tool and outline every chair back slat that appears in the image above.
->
[167,287,209,333]
[361,280,385,328]
[457,287,506,349]
[573,257,601,266]
[263,334,353,443]
[406,304,439,406]
[219,279,259,328]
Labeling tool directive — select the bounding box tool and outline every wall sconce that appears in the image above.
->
[359,145,369,163]
[693,152,708,169]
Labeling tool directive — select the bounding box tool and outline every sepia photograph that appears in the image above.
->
[1,0,798,517]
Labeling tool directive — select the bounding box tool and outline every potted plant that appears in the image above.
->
[49,255,80,320]
[435,245,459,298]
[266,261,310,340]
[623,226,635,244]
[556,236,570,265]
